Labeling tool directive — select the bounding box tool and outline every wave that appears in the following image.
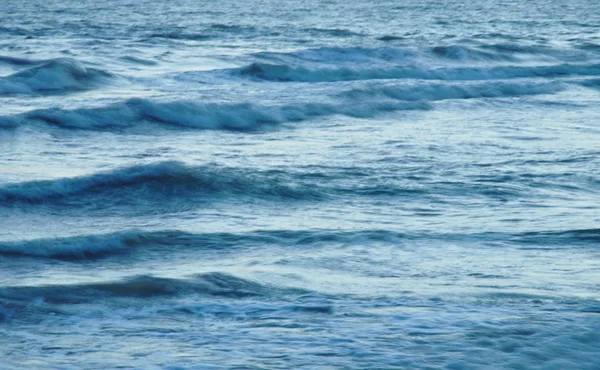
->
[578,78,600,90]
[253,46,420,64]
[0,55,39,66]
[343,81,565,102]
[0,161,322,207]
[2,97,428,131]
[0,231,161,259]
[0,229,409,260]
[3,226,597,261]
[209,24,257,32]
[119,56,158,65]
[508,228,600,246]
[146,32,212,41]
[252,45,518,65]
[377,35,405,42]
[231,61,600,83]
[0,273,293,306]
[0,58,113,95]
[0,26,30,37]
[430,45,515,61]
[304,28,364,37]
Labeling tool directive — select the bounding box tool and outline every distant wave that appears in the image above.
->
[0,161,323,207]
[377,35,405,42]
[231,61,600,82]
[144,24,257,41]
[1,97,428,131]
[146,32,212,41]
[304,28,364,38]
[0,58,112,95]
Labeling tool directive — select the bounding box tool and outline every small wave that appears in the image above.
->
[304,28,363,37]
[209,24,257,32]
[343,80,564,102]
[377,35,405,42]
[578,78,600,90]
[577,42,600,52]
[0,26,30,37]
[479,43,590,62]
[511,229,600,246]
[0,229,409,260]
[147,32,212,41]
[232,61,600,83]
[431,45,514,62]
[0,55,38,66]
[253,46,419,64]
[0,58,113,95]
[119,56,158,65]
[0,117,19,129]
[0,161,322,207]
[4,97,428,131]
[0,231,173,259]
[252,45,524,66]
[0,273,282,306]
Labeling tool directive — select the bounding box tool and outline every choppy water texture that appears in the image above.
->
[1,0,600,368]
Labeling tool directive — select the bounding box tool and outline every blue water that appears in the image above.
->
[1,0,600,368]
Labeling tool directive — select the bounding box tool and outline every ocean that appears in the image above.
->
[1,0,599,368]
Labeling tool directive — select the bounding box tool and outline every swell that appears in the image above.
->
[232,61,600,83]
[2,227,597,261]
[1,97,428,131]
[0,161,322,207]
[0,58,113,95]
